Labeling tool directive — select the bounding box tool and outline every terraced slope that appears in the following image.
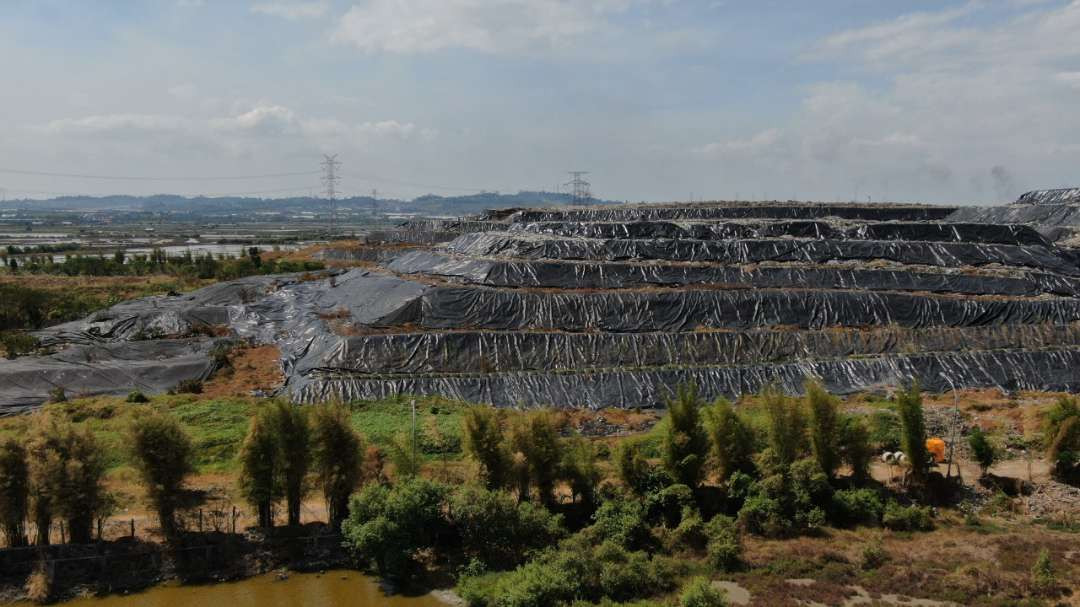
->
[5,200,1080,411]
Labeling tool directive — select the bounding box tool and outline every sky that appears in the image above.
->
[0,0,1078,205]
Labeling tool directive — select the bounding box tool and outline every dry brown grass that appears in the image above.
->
[201,345,284,398]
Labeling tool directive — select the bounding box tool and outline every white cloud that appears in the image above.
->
[332,0,648,53]
[697,129,782,155]
[40,114,190,136]
[1057,71,1080,89]
[251,1,329,19]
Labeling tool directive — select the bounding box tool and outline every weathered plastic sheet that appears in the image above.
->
[509,220,1050,247]
[0,339,218,414]
[510,203,957,223]
[300,324,1080,375]
[389,250,1080,297]
[1015,188,1080,206]
[416,285,1080,332]
[448,232,1080,275]
[948,204,1080,230]
[289,348,1080,409]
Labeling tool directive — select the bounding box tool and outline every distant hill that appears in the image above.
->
[1,191,609,215]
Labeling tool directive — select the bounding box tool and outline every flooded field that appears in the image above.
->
[37,572,452,607]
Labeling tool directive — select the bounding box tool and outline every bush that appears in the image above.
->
[967,427,996,477]
[125,390,149,403]
[703,515,741,572]
[882,501,934,532]
[838,415,872,483]
[860,539,888,570]
[1030,548,1056,596]
[737,459,831,538]
[831,488,884,527]
[171,378,203,395]
[1045,397,1080,481]
[679,577,728,607]
[342,477,449,580]
[646,483,695,528]
[615,439,662,496]
[592,498,651,549]
[449,486,565,568]
[0,331,39,359]
[48,386,66,403]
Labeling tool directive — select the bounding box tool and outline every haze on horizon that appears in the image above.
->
[1,0,1078,205]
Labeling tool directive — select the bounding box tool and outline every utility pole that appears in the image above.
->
[564,171,591,205]
[321,154,340,237]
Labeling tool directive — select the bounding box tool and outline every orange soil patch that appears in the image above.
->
[202,345,284,398]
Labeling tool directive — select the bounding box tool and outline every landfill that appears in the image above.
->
[4,195,1080,412]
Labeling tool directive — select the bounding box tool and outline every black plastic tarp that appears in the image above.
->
[510,203,957,223]
[389,250,1080,297]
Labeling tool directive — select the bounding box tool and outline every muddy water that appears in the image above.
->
[49,572,453,607]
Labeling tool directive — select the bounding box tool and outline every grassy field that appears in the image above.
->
[0,393,470,475]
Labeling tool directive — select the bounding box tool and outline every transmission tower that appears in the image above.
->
[321,154,341,236]
[564,171,591,205]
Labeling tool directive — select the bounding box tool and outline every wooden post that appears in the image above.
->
[59,521,65,544]
[130,519,135,538]
[199,509,203,533]
[232,506,237,534]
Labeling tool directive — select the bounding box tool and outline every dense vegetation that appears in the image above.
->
[0,386,1075,605]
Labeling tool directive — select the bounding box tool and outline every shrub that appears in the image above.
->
[679,577,728,607]
[662,384,710,488]
[831,488,884,527]
[967,427,996,477]
[896,383,929,486]
[387,430,423,479]
[125,390,149,403]
[860,538,888,570]
[646,483,695,528]
[342,477,449,580]
[171,378,203,395]
[48,386,67,403]
[592,498,651,549]
[311,403,364,528]
[128,414,194,538]
[738,459,831,538]
[462,406,511,491]
[1045,397,1080,481]
[882,501,934,532]
[704,515,741,572]
[449,486,565,568]
[869,409,901,451]
[703,399,756,484]
[1030,548,1056,596]
[0,331,39,359]
[0,439,29,547]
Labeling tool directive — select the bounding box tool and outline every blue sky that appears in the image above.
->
[1,0,1078,204]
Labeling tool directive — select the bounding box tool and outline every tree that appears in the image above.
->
[128,415,194,538]
[26,417,108,544]
[838,415,872,483]
[896,383,929,487]
[0,439,29,547]
[1045,397,1080,480]
[509,411,563,505]
[341,477,449,580]
[968,427,996,478]
[238,410,281,528]
[614,439,655,495]
[704,398,756,483]
[268,402,311,527]
[661,384,709,488]
[806,381,841,481]
[311,403,364,528]
[561,437,601,506]
[761,385,808,471]
[448,485,564,568]
[462,406,511,491]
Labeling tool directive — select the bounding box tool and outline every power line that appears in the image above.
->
[0,167,320,181]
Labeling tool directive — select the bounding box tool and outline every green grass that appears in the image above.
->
[0,393,470,477]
